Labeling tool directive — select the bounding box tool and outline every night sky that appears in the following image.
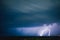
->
[1,0,60,36]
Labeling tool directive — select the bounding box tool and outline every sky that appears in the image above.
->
[1,0,60,36]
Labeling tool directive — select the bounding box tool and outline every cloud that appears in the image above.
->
[15,23,59,36]
[2,0,59,26]
[3,0,55,13]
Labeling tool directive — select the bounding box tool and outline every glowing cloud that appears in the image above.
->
[15,23,58,36]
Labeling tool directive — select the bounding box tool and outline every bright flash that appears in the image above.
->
[38,24,52,36]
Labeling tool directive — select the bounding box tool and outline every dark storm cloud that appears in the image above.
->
[1,0,60,27]
[3,0,55,12]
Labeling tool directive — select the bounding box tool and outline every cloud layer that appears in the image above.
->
[3,0,55,13]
